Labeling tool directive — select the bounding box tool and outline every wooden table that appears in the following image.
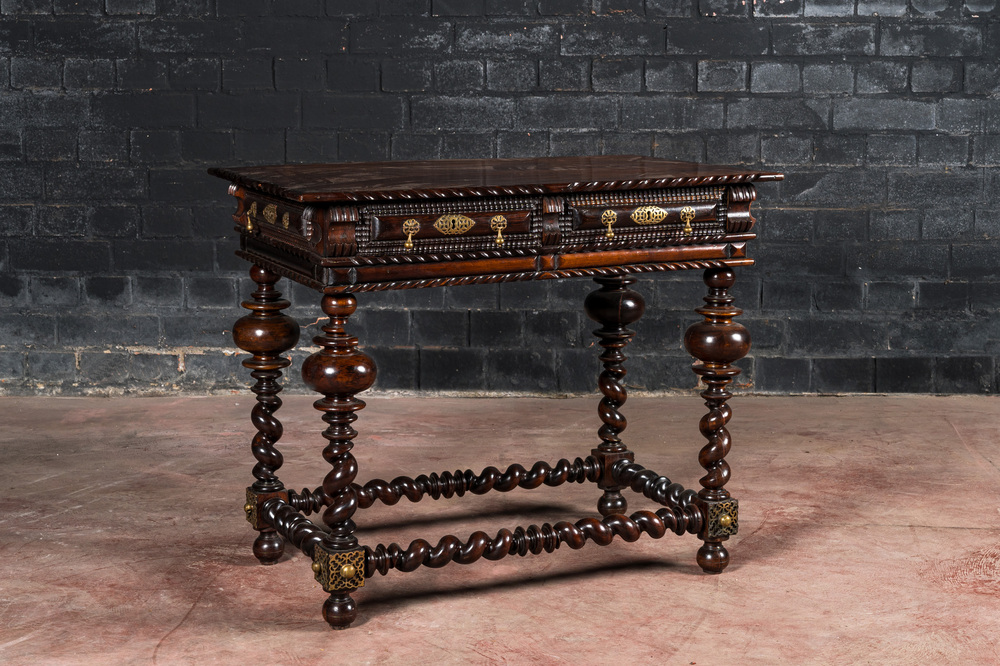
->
[209,156,783,630]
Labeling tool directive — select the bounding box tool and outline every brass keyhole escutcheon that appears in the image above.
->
[402,219,419,250]
[601,209,616,239]
[680,206,695,234]
[490,215,507,246]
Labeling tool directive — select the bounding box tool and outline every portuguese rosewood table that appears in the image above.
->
[208,156,783,630]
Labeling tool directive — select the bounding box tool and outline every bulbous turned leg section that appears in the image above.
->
[234,265,300,565]
[684,267,749,574]
[302,293,377,630]
[584,275,645,517]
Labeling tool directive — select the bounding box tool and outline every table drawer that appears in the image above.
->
[356,198,542,256]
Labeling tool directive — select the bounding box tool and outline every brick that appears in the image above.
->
[36,19,136,56]
[750,62,800,93]
[847,243,949,278]
[139,21,239,54]
[456,21,557,54]
[881,24,981,57]
[562,21,666,56]
[30,276,80,306]
[378,0,431,13]
[115,59,169,89]
[815,210,866,241]
[91,205,138,238]
[106,0,153,13]
[433,0,484,13]
[442,132,493,159]
[180,353,240,388]
[0,205,32,236]
[157,0,213,15]
[85,276,130,306]
[835,99,934,130]
[1,313,57,346]
[647,0,697,16]
[79,130,128,162]
[352,19,451,53]
[812,358,874,393]
[59,314,159,346]
[26,352,77,382]
[36,205,87,237]
[729,98,828,130]
[813,135,865,166]
[113,239,212,272]
[762,278,811,310]
[698,60,747,92]
[918,281,970,309]
[912,61,962,93]
[654,133,706,161]
[64,58,114,89]
[2,0,52,13]
[866,280,915,310]
[129,353,182,383]
[875,357,933,392]
[756,357,810,392]
[434,60,484,92]
[11,58,62,89]
[870,209,919,240]
[389,133,439,160]
[888,171,981,206]
[699,0,748,14]
[303,93,402,129]
[936,356,993,393]
[754,242,843,275]
[549,128,597,153]
[486,59,537,91]
[758,208,811,241]
[200,92,301,130]
[623,96,722,130]
[496,130,548,158]
[470,310,524,347]
[235,129,283,163]
[910,0,954,13]
[419,348,485,390]
[917,135,969,166]
[973,135,1000,166]
[0,165,43,200]
[645,59,695,92]
[93,92,196,128]
[706,131,757,164]
[815,280,863,311]
[179,130,233,163]
[538,0,590,14]
[517,95,617,130]
[338,131,390,161]
[442,283,499,309]
[593,58,642,92]
[804,0,854,15]
[135,276,182,306]
[761,134,811,165]
[224,58,275,91]
[381,60,433,92]
[365,347,418,390]
[0,352,25,379]
[602,132,653,156]
[856,62,908,94]
[867,134,916,166]
[328,56,378,92]
[79,351,130,384]
[0,130,22,161]
[754,0,803,14]
[773,24,875,56]
[856,0,907,14]
[287,131,339,162]
[485,348,557,392]
[780,171,884,206]
[484,0,534,14]
[966,63,1000,94]
[594,0,644,12]
[0,20,31,55]
[273,0,324,15]
[667,21,768,56]
[952,244,1000,278]
[25,128,76,161]
[787,317,886,354]
[936,98,984,133]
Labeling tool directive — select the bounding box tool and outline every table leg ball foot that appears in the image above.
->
[697,542,730,574]
[323,593,358,630]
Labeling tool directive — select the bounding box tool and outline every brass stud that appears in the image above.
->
[719,513,733,528]
[243,502,254,514]
[340,564,357,580]
[311,561,322,573]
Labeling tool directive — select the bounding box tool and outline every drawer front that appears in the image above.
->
[357,198,542,256]
[564,187,727,247]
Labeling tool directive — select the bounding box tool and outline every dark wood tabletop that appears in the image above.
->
[209,155,783,203]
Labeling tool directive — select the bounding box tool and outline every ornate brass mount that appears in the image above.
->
[245,202,290,231]
[703,498,739,539]
[402,218,419,250]
[243,487,289,530]
[490,215,507,246]
[434,213,476,235]
[312,546,366,592]
[680,206,696,234]
[630,205,667,225]
[601,209,617,239]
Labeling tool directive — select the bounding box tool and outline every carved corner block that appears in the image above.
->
[312,546,366,593]
[590,448,635,489]
[701,498,739,540]
[243,487,289,530]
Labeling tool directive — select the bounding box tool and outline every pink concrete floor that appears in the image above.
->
[2,394,999,664]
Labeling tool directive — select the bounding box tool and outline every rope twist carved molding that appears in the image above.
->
[365,508,700,575]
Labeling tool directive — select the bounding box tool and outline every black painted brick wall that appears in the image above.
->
[1,0,998,395]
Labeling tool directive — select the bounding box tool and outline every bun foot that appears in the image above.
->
[323,593,358,630]
[697,541,730,574]
[253,531,284,565]
[597,490,628,517]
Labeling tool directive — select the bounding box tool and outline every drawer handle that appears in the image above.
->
[490,215,507,246]
[601,209,616,239]
[402,218,420,250]
[680,206,695,234]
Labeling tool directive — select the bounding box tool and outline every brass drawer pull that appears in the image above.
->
[402,219,419,250]
[490,215,507,246]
